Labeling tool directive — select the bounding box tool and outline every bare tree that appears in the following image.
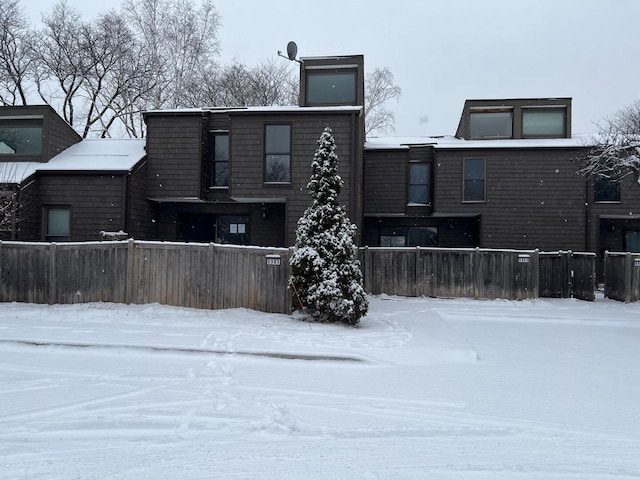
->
[579,99,640,182]
[189,58,298,108]
[0,0,32,106]
[364,67,401,137]
[123,0,220,110]
[30,1,90,128]
[79,10,154,137]
[247,58,298,106]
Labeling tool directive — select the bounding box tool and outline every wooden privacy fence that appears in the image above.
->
[359,247,540,300]
[358,247,597,301]
[604,252,640,302]
[0,240,291,313]
[0,242,604,312]
[539,251,596,301]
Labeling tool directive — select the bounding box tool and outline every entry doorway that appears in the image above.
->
[178,213,249,245]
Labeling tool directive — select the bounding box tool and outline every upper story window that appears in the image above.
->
[595,175,620,202]
[469,110,512,139]
[45,206,70,242]
[408,163,429,205]
[0,119,43,156]
[305,69,357,105]
[209,132,229,188]
[463,158,486,202]
[264,124,291,183]
[522,108,566,137]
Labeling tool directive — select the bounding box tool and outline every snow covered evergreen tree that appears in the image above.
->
[289,127,368,326]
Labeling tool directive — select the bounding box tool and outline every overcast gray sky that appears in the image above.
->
[26,0,640,137]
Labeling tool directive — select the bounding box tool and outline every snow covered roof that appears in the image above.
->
[0,139,146,184]
[145,105,362,115]
[365,134,594,150]
[37,139,146,173]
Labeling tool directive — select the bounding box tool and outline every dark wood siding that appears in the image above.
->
[364,149,408,214]
[229,111,358,245]
[127,161,156,239]
[44,106,82,160]
[36,174,127,241]
[435,147,588,251]
[145,113,204,198]
[16,177,39,240]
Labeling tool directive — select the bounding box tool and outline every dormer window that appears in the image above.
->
[469,109,512,139]
[458,99,572,140]
[299,56,364,108]
[305,67,357,106]
[522,108,566,138]
[0,118,43,156]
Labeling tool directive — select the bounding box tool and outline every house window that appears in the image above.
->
[469,110,512,138]
[522,109,566,137]
[45,207,70,241]
[216,215,249,245]
[264,124,291,183]
[0,119,43,155]
[408,227,438,246]
[625,230,640,253]
[380,226,438,247]
[463,158,486,202]
[408,163,429,205]
[305,69,357,105]
[595,176,620,202]
[210,132,229,187]
[380,227,406,247]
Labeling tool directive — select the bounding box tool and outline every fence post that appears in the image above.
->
[415,246,421,297]
[208,242,215,310]
[565,250,573,298]
[363,245,371,293]
[473,247,480,299]
[286,247,294,313]
[532,249,539,299]
[49,243,57,305]
[125,238,135,305]
[625,252,633,303]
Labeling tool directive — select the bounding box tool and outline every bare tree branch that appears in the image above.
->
[0,0,32,106]
[578,99,640,183]
[364,67,401,137]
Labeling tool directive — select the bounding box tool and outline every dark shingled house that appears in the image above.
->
[2,55,640,282]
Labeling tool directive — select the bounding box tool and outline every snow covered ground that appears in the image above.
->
[0,295,638,479]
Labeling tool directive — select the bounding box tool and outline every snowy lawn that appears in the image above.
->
[0,295,639,479]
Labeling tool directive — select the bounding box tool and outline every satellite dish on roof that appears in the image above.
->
[286,41,298,61]
[277,41,302,64]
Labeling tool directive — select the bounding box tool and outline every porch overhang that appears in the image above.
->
[230,197,286,204]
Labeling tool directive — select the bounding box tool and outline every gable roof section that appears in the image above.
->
[1,139,146,184]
